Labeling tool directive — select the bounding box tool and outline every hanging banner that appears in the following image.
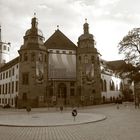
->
[85,63,94,84]
[36,53,44,84]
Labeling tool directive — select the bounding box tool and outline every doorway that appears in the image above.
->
[57,83,67,105]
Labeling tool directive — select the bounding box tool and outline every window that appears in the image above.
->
[8,82,11,93]
[62,51,66,54]
[22,73,29,85]
[12,68,14,76]
[84,55,88,63]
[3,84,4,94]
[3,72,5,79]
[69,51,72,54]
[5,98,7,104]
[16,81,18,92]
[119,82,123,91]
[38,53,43,61]
[2,98,4,104]
[5,83,7,94]
[92,89,95,93]
[56,50,60,54]
[104,80,107,91]
[12,81,14,93]
[4,45,6,50]
[116,84,118,91]
[70,82,75,87]
[110,80,115,91]
[9,70,11,77]
[24,53,28,61]
[70,88,75,96]
[0,85,1,94]
[0,74,2,80]
[31,52,35,61]
[49,50,53,53]
[79,56,81,62]
[6,71,8,78]
[8,98,10,104]
[91,56,94,63]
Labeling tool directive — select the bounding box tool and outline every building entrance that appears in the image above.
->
[57,83,67,105]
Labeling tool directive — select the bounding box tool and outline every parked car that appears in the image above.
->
[3,104,11,109]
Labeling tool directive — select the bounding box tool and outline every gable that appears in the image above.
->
[44,29,77,50]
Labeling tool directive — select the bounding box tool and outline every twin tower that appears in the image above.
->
[1,17,101,108]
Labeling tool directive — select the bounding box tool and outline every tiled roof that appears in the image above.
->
[0,57,19,72]
[106,60,126,70]
[44,29,77,50]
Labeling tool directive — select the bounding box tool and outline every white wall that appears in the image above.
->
[0,63,19,107]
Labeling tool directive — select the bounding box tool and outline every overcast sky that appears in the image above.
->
[0,0,140,61]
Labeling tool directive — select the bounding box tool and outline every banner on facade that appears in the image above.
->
[48,49,76,79]
[36,53,44,84]
[85,63,94,84]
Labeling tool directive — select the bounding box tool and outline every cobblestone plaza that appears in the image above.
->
[0,103,140,140]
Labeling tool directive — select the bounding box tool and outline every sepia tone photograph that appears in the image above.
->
[0,0,140,139]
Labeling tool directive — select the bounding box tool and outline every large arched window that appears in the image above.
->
[119,82,123,91]
[116,83,118,91]
[110,80,115,91]
[104,80,107,91]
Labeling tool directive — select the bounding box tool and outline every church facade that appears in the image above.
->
[0,17,126,108]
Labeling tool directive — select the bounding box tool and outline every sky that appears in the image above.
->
[0,0,140,61]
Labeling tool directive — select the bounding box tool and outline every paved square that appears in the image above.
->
[0,103,140,140]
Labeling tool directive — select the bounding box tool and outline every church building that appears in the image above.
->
[0,16,126,108]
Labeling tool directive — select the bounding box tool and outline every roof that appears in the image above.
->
[106,60,126,71]
[44,29,77,50]
[0,57,19,72]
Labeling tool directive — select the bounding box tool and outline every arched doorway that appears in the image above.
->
[57,83,67,105]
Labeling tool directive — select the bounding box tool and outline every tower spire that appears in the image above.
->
[83,18,89,34]
[31,13,38,29]
[57,25,59,30]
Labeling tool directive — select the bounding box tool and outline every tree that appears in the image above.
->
[118,28,140,66]
[118,28,140,103]
[118,28,140,82]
